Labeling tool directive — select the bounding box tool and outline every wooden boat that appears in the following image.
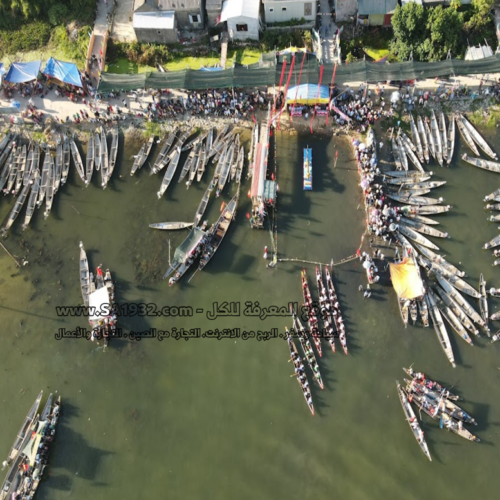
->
[435,267,480,299]
[235,146,245,184]
[131,135,155,175]
[462,153,500,173]
[192,188,211,227]
[396,382,432,461]
[5,147,19,194]
[401,218,448,238]
[455,114,480,156]
[315,266,337,352]
[303,147,313,189]
[217,142,234,193]
[392,138,403,170]
[100,128,109,187]
[149,222,194,230]
[484,233,500,249]
[0,132,11,154]
[62,136,70,183]
[94,131,101,171]
[231,143,243,181]
[418,296,429,327]
[425,121,436,161]
[2,180,31,234]
[401,137,425,172]
[434,286,479,337]
[490,214,500,222]
[384,170,431,178]
[484,187,500,201]
[4,390,43,464]
[13,144,26,195]
[460,113,497,159]
[435,273,487,332]
[406,213,440,225]
[400,180,446,191]
[186,141,203,188]
[385,175,431,186]
[0,152,13,192]
[291,307,324,389]
[409,300,418,324]
[324,268,347,354]
[438,296,474,346]
[415,246,464,278]
[168,230,206,286]
[180,142,199,183]
[399,224,439,250]
[157,146,181,198]
[387,193,444,206]
[410,114,424,163]
[486,203,500,211]
[79,241,90,307]
[300,269,322,357]
[54,140,62,193]
[417,115,430,163]
[479,273,488,323]
[440,112,447,163]
[426,292,456,367]
[285,328,315,416]
[43,156,55,219]
[198,195,237,271]
[151,129,178,174]
[22,169,40,230]
[401,204,451,215]
[197,133,211,182]
[37,152,50,206]
[395,186,431,196]
[397,136,408,171]
[446,114,455,166]
[0,136,14,170]
[106,128,119,187]
[85,133,94,186]
[431,111,443,166]
[70,139,85,183]
[181,134,201,152]
[196,141,207,183]
[403,367,460,399]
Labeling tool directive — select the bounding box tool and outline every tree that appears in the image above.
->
[425,6,464,61]
[390,3,429,61]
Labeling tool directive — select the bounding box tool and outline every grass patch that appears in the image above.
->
[470,107,500,128]
[105,58,152,74]
[230,47,261,66]
[364,48,389,61]
[165,55,221,71]
[143,121,162,139]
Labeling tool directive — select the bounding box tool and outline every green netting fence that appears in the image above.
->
[97,53,500,93]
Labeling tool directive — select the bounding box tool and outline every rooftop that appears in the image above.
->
[133,10,176,29]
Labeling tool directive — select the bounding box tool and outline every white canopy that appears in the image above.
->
[89,286,110,322]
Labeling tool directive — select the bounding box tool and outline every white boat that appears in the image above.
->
[437,298,474,346]
[406,213,440,225]
[417,115,430,163]
[94,132,101,171]
[384,170,431,178]
[193,188,211,226]
[410,114,424,163]
[106,128,119,187]
[392,139,403,170]
[79,242,90,307]
[484,233,500,249]
[440,113,447,163]
[218,142,235,191]
[397,136,408,171]
[401,134,424,173]
[149,222,194,230]
[479,273,488,323]
[460,113,497,160]
[456,114,480,156]
[398,224,440,250]
[431,110,443,166]
[37,151,50,206]
[151,128,178,175]
[435,286,479,337]
[1,178,31,234]
[400,218,448,238]
[22,169,40,230]
[462,153,500,174]
[426,290,456,367]
[86,133,94,186]
[484,187,500,201]
[70,139,85,182]
[395,187,431,196]
[414,243,465,277]
[387,193,444,206]
[401,204,451,215]
[425,120,436,161]
[235,145,245,183]
[446,115,455,166]
[157,146,181,198]
[486,203,500,211]
[384,175,431,186]
[54,140,62,193]
[43,155,55,219]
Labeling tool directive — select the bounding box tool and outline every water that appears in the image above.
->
[1,123,500,500]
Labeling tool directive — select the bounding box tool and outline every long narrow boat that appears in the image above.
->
[425,121,436,161]
[217,142,234,193]
[486,203,500,211]
[132,134,155,175]
[315,266,336,353]
[0,132,11,154]
[168,230,206,286]
[325,267,348,354]
[484,233,500,249]
[70,139,85,182]
[440,112,447,163]
[131,142,146,176]
[414,244,464,277]
[403,367,460,399]
[399,224,440,250]
[151,130,176,175]
[149,222,194,230]
[435,273,487,333]
[94,131,101,171]
[396,382,432,461]
[401,204,451,215]
[410,115,424,163]
[0,151,14,192]
[43,155,55,219]
[157,146,181,198]
[479,273,488,323]
[62,136,70,185]
[401,136,424,173]
[392,138,403,170]
[2,179,31,234]
[106,128,119,188]
[303,147,313,189]
[435,286,479,337]
[397,136,408,171]
[37,151,50,206]
[235,146,245,184]
[300,269,322,357]
[431,111,443,166]
[417,115,430,163]
[195,141,207,183]
[393,179,445,190]
[400,218,448,238]
[435,267,480,299]
[54,140,62,193]
[426,291,456,367]
[418,295,430,327]
[291,307,324,389]
[384,170,431,179]
[5,147,19,194]
[434,290,474,346]
[22,169,40,230]
[85,133,94,186]
[193,187,211,227]
[79,241,90,307]
[198,194,238,271]
[100,128,109,187]
[446,115,455,166]
[462,153,500,173]
[5,390,43,464]
[186,141,202,188]
[285,328,315,416]
[231,140,242,181]
[14,145,26,195]
[455,114,480,156]
[197,131,212,182]
[387,193,444,206]
[484,187,500,201]
[394,186,431,197]
[460,113,497,159]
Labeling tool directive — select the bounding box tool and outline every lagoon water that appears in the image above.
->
[1,122,500,500]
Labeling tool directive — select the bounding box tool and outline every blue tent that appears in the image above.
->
[4,61,41,83]
[43,58,82,87]
[285,83,330,104]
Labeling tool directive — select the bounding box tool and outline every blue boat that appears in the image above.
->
[303,147,312,190]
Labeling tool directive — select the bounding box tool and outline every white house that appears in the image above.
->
[220,0,262,41]
[263,0,316,24]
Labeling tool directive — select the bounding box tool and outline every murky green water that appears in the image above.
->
[1,121,500,500]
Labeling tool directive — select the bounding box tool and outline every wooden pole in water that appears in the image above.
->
[334,150,339,169]
[0,241,20,267]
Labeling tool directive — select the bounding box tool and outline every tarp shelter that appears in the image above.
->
[389,258,425,299]
[4,61,41,83]
[43,58,83,87]
[286,84,329,105]
[163,227,207,278]
[263,180,277,202]
[89,286,111,322]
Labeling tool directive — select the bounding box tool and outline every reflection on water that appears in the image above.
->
[1,124,500,499]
